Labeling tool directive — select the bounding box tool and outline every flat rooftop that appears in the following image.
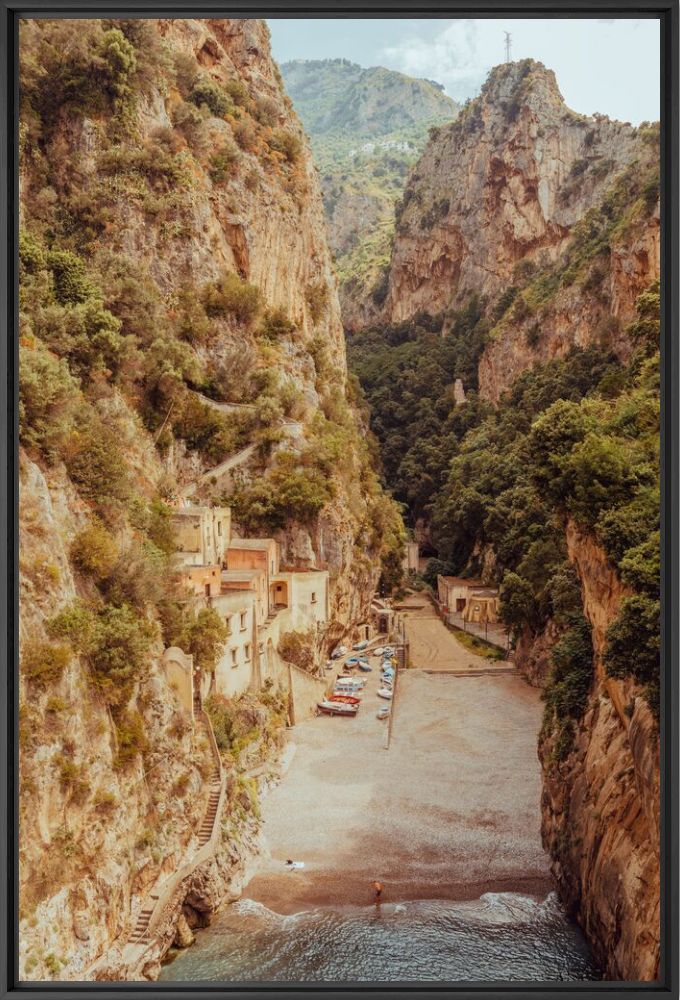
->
[221,569,263,582]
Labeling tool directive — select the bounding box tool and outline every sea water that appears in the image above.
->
[160,892,601,983]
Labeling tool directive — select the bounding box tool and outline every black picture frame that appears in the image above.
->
[1,2,677,998]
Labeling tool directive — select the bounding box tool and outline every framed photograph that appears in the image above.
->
[2,1,677,996]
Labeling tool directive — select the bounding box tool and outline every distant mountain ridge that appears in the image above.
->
[281,58,459,327]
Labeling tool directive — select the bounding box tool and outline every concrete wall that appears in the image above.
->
[185,564,221,598]
[162,646,194,718]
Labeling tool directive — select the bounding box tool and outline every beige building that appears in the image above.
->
[211,591,258,698]
[227,538,280,614]
[437,576,499,622]
[171,505,231,567]
[183,564,222,599]
[463,589,500,624]
[221,568,268,626]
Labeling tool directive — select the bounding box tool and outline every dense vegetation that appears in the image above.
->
[351,278,660,735]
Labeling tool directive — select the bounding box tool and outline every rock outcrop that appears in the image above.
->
[540,523,659,981]
[382,60,646,327]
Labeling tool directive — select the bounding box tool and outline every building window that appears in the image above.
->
[225,614,232,633]
[230,648,238,667]
[240,612,247,631]
[311,591,317,603]
[245,644,251,662]
[217,522,222,536]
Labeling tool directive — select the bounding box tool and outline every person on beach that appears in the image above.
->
[372,880,383,902]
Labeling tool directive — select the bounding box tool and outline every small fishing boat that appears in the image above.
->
[383,646,395,656]
[336,676,366,687]
[328,694,361,705]
[377,688,393,700]
[358,662,372,672]
[331,645,348,659]
[317,700,358,716]
[344,656,361,666]
[377,706,390,720]
[372,647,385,657]
[352,640,369,651]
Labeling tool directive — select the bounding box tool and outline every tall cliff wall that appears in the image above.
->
[540,523,659,980]
[18,17,401,980]
[382,61,645,325]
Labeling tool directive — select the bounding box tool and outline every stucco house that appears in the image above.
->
[171,504,231,567]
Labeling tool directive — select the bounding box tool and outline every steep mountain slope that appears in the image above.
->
[349,60,660,980]
[281,59,458,328]
[383,61,650,327]
[18,18,402,980]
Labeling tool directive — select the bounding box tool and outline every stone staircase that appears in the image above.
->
[120,699,226,954]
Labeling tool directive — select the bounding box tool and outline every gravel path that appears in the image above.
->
[244,615,552,911]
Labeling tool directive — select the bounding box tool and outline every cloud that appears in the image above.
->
[381,20,492,100]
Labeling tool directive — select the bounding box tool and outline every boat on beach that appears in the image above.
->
[317,700,359,716]
[377,688,393,700]
[328,694,361,705]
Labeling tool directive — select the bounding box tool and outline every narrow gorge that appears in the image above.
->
[18,19,660,985]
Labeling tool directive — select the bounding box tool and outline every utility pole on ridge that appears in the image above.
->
[504,31,512,63]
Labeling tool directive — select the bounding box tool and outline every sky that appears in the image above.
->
[268,18,660,125]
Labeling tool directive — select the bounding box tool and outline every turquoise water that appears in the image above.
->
[160,892,601,983]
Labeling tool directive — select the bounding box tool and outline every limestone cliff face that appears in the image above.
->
[478,199,660,403]
[540,522,659,981]
[382,61,645,327]
[19,17,395,980]
[19,451,213,980]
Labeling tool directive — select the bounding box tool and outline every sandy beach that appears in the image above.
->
[244,600,552,911]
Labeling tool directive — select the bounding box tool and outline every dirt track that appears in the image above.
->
[244,610,552,911]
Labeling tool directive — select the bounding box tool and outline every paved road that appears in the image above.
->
[400,594,511,673]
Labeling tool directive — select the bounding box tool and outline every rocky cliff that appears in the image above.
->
[281,58,458,330]
[540,523,659,980]
[18,17,401,980]
[381,61,655,348]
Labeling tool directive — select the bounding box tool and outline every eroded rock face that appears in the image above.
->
[382,61,644,326]
[19,17,388,980]
[540,523,659,981]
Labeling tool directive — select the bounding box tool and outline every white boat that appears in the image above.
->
[377,688,393,700]
[318,700,358,716]
[331,645,348,659]
[352,640,369,651]
[377,706,390,720]
[372,647,385,657]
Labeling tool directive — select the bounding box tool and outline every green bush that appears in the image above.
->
[258,307,296,340]
[202,272,261,325]
[19,345,80,456]
[48,600,157,711]
[604,596,660,716]
[46,249,97,305]
[209,142,239,183]
[63,422,131,518]
[115,709,149,768]
[268,128,302,163]
[188,79,232,118]
[70,521,119,580]
[229,456,333,534]
[21,640,71,687]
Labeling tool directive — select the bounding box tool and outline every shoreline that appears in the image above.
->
[241,873,555,915]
